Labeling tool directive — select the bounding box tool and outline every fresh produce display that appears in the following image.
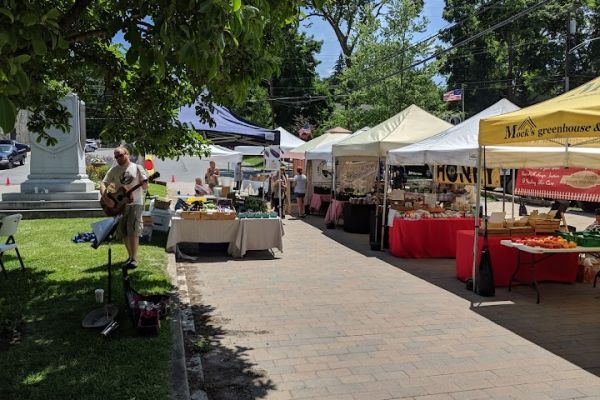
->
[244,197,267,212]
[512,236,577,249]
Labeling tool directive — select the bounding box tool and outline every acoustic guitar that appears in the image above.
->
[101,172,160,216]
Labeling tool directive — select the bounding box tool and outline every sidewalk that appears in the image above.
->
[181,216,600,400]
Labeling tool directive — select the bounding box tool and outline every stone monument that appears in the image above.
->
[3,93,99,203]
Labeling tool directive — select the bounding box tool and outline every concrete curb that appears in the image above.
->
[167,253,191,400]
[167,253,207,400]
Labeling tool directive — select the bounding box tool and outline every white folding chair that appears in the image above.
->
[0,214,25,278]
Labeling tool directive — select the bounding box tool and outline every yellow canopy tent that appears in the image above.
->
[479,76,600,148]
[473,77,600,296]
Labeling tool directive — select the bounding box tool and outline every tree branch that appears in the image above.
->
[60,0,95,29]
[65,29,108,43]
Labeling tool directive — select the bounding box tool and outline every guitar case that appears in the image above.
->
[476,149,495,297]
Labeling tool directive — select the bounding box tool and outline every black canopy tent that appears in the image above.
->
[178,103,280,147]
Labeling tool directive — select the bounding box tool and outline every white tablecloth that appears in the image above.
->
[387,209,402,227]
[228,218,284,258]
[167,217,284,257]
[166,218,238,251]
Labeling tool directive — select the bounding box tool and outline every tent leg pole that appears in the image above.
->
[332,156,336,201]
[380,161,390,251]
[502,169,506,214]
[472,147,482,293]
[511,169,516,219]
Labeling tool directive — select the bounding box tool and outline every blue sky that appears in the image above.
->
[302,0,447,77]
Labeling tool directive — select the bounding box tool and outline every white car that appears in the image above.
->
[84,139,98,152]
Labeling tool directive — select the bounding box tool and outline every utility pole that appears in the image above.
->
[461,83,465,121]
[565,15,577,92]
[268,78,276,129]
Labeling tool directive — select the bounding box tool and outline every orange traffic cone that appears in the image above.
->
[5,177,10,186]
[171,175,175,183]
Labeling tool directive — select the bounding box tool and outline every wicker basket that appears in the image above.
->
[154,198,172,210]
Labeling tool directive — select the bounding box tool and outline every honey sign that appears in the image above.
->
[434,165,500,187]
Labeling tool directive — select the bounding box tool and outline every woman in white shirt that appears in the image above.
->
[293,167,308,218]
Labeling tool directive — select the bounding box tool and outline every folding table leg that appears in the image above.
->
[15,247,24,272]
[508,250,521,292]
[530,253,540,304]
[0,255,6,278]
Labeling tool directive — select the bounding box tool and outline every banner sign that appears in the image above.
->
[515,168,600,202]
[312,160,332,186]
[338,160,378,195]
[263,146,280,170]
[434,165,500,187]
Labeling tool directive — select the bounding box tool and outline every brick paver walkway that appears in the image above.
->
[183,216,600,400]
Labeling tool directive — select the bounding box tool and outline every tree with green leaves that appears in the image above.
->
[304,0,389,63]
[321,0,443,131]
[0,0,311,158]
[440,0,599,114]
[232,27,332,136]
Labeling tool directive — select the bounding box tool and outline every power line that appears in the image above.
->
[352,0,505,75]
[348,0,554,94]
[245,0,556,105]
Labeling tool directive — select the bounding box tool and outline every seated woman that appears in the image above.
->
[194,177,212,195]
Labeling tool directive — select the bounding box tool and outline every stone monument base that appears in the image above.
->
[18,178,95,194]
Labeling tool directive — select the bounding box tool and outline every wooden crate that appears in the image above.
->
[529,219,560,233]
[200,212,236,220]
[181,211,203,220]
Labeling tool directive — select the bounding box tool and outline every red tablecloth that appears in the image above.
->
[324,200,347,224]
[389,218,475,258]
[310,193,331,212]
[455,230,578,287]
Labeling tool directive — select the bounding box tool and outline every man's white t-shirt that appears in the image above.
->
[294,174,307,194]
[103,163,147,205]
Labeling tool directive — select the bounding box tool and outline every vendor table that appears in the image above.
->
[310,193,331,213]
[167,218,238,252]
[455,230,578,288]
[501,240,600,303]
[324,200,347,225]
[228,218,284,258]
[389,217,474,258]
[343,203,374,234]
[166,217,283,258]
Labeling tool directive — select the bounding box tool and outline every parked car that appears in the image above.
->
[0,144,26,168]
[0,139,30,153]
[84,139,98,153]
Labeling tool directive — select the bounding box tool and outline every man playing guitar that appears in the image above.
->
[100,146,148,269]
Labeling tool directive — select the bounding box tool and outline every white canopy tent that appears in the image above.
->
[278,127,305,155]
[233,146,264,156]
[153,145,242,186]
[387,99,520,166]
[305,127,370,164]
[287,131,352,160]
[332,105,452,159]
[234,127,305,157]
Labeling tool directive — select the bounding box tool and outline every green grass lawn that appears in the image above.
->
[0,218,172,400]
[147,182,167,198]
